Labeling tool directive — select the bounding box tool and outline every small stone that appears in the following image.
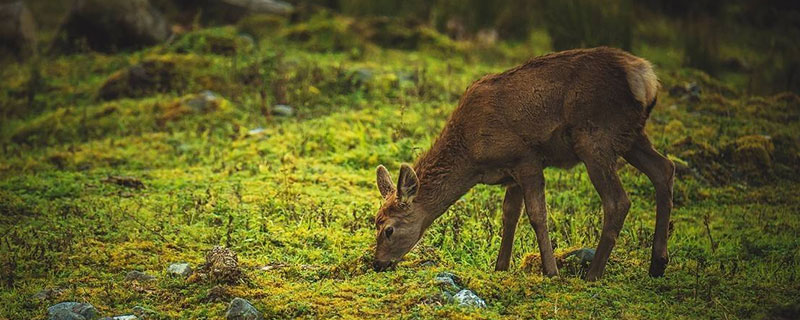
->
[47,302,98,320]
[272,104,294,117]
[419,260,437,267]
[125,271,155,282]
[167,263,192,278]
[433,273,460,293]
[225,298,263,320]
[185,90,220,112]
[247,128,266,136]
[33,288,62,301]
[453,289,486,308]
[565,248,596,265]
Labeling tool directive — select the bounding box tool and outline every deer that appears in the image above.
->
[372,47,675,281]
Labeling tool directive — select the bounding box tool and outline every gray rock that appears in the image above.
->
[272,104,294,117]
[51,309,86,320]
[453,289,486,308]
[48,302,98,320]
[185,90,221,112]
[433,273,460,293]
[247,127,266,136]
[125,270,156,282]
[565,248,595,265]
[225,298,263,320]
[0,1,37,59]
[52,0,170,53]
[167,263,192,277]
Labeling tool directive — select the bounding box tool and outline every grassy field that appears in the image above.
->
[1,11,799,319]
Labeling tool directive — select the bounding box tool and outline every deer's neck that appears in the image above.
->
[412,125,477,227]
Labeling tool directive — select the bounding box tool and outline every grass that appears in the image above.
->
[1,13,800,320]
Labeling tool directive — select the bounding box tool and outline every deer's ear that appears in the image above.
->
[376,165,395,198]
[396,164,419,203]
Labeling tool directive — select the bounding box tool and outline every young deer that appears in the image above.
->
[372,47,674,281]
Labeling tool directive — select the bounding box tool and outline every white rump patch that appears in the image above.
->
[625,59,658,106]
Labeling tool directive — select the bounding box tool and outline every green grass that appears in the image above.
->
[1,16,799,320]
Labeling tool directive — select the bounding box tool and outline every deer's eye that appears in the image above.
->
[384,226,394,239]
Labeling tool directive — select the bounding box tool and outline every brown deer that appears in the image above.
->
[371,47,675,281]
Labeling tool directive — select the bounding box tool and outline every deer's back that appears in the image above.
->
[451,47,658,170]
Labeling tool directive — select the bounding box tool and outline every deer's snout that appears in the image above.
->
[372,259,396,272]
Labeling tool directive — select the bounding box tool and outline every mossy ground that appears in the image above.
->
[2,12,800,320]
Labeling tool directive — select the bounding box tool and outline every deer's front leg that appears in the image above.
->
[495,185,523,271]
[514,166,559,277]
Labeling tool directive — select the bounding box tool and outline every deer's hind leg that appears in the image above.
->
[623,133,675,277]
[576,140,631,281]
[495,185,523,271]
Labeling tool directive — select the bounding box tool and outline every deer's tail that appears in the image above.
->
[624,57,659,117]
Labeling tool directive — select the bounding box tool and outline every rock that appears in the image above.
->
[559,248,595,276]
[272,104,294,117]
[225,298,263,320]
[0,1,37,59]
[51,0,170,53]
[125,270,156,282]
[132,306,158,319]
[51,309,87,320]
[33,288,63,301]
[203,246,244,284]
[564,248,595,265]
[185,91,221,112]
[167,262,192,278]
[433,272,460,293]
[47,302,98,320]
[453,289,486,308]
[247,127,266,136]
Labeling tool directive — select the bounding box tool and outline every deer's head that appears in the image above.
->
[372,164,424,271]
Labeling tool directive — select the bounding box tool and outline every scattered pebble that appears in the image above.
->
[453,289,486,308]
[47,302,98,320]
[247,127,266,136]
[185,90,221,112]
[565,248,596,265]
[167,263,192,278]
[433,272,460,293]
[125,271,155,282]
[33,288,62,301]
[272,104,294,117]
[225,298,263,320]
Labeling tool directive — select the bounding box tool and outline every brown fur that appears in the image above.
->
[374,47,674,281]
